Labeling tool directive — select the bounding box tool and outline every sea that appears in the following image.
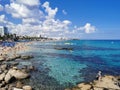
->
[15,40,120,90]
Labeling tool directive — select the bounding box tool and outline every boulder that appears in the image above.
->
[7,69,29,80]
[22,85,32,90]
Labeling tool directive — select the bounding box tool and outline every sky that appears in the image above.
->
[0,0,120,39]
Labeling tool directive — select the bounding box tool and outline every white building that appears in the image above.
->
[0,26,9,36]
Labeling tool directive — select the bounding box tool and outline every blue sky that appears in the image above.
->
[0,0,120,39]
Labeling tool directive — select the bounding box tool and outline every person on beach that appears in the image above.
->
[96,71,102,81]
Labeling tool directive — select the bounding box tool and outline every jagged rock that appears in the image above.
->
[7,55,21,61]
[22,85,32,90]
[0,73,6,81]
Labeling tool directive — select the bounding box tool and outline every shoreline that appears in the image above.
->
[0,41,35,90]
[65,75,120,90]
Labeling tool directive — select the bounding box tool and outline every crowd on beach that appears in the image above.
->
[0,41,32,61]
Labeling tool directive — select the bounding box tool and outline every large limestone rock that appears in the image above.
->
[93,75,120,89]
[4,68,29,83]
[7,69,29,80]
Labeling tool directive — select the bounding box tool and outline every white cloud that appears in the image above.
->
[5,3,30,18]
[0,4,3,11]
[77,23,96,33]
[0,15,5,22]
[62,10,67,15]
[1,0,96,38]
[0,15,8,25]
[15,0,40,6]
[5,0,43,19]
[63,20,71,25]
[42,1,58,19]
[22,18,42,25]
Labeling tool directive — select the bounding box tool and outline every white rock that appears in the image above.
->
[8,69,29,79]
[0,73,5,81]
[4,73,12,83]
[22,85,32,90]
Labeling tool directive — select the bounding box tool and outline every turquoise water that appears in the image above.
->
[20,40,120,90]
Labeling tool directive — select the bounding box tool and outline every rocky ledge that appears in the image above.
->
[65,75,120,90]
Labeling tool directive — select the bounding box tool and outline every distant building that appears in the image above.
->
[0,26,9,36]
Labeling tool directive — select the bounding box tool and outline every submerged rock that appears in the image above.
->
[22,85,32,90]
[21,55,34,60]
[54,47,73,50]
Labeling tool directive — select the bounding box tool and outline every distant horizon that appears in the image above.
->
[0,0,120,39]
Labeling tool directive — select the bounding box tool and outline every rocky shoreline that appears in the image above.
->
[65,75,120,90]
[0,54,35,90]
[0,42,35,90]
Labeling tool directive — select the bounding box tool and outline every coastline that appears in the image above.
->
[0,40,120,90]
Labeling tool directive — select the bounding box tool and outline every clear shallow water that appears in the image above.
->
[20,40,120,90]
